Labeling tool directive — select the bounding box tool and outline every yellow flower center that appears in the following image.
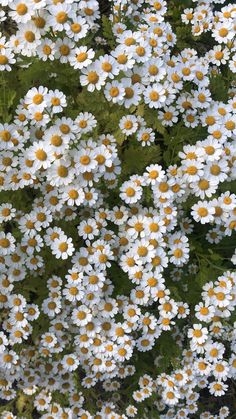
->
[87,71,99,84]
[0,55,8,65]
[24,31,35,43]
[16,3,28,15]
[35,149,47,161]
[57,165,68,177]
[71,23,81,33]
[76,52,88,62]
[0,238,10,248]
[56,11,68,23]
[197,207,208,217]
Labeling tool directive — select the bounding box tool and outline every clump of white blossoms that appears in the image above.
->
[134,270,236,418]
[0,84,235,417]
[0,0,236,417]
[0,0,100,68]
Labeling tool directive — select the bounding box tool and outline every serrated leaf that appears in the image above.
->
[142,107,167,135]
[122,144,161,176]
[136,104,145,117]
[210,74,228,102]
[114,129,126,145]
[102,15,116,49]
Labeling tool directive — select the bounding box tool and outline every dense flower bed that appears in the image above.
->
[0,0,236,418]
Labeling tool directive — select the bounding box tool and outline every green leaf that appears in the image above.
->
[136,104,145,117]
[122,144,161,176]
[101,15,116,49]
[0,83,17,122]
[142,107,167,135]
[114,128,126,145]
[210,73,228,102]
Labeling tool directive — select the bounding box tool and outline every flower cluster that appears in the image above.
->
[0,85,235,417]
[0,86,120,194]
[182,0,236,48]
[75,0,236,129]
[134,270,236,417]
[0,0,236,417]
[118,89,236,148]
[120,124,236,233]
[0,0,100,70]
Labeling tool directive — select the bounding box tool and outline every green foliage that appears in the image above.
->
[162,123,207,165]
[210,73,229,102]
[102,15,116,49]
[0,2,236,418]
[122,144,161,177]
[0,74,17,122]
[136,105,166,136]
